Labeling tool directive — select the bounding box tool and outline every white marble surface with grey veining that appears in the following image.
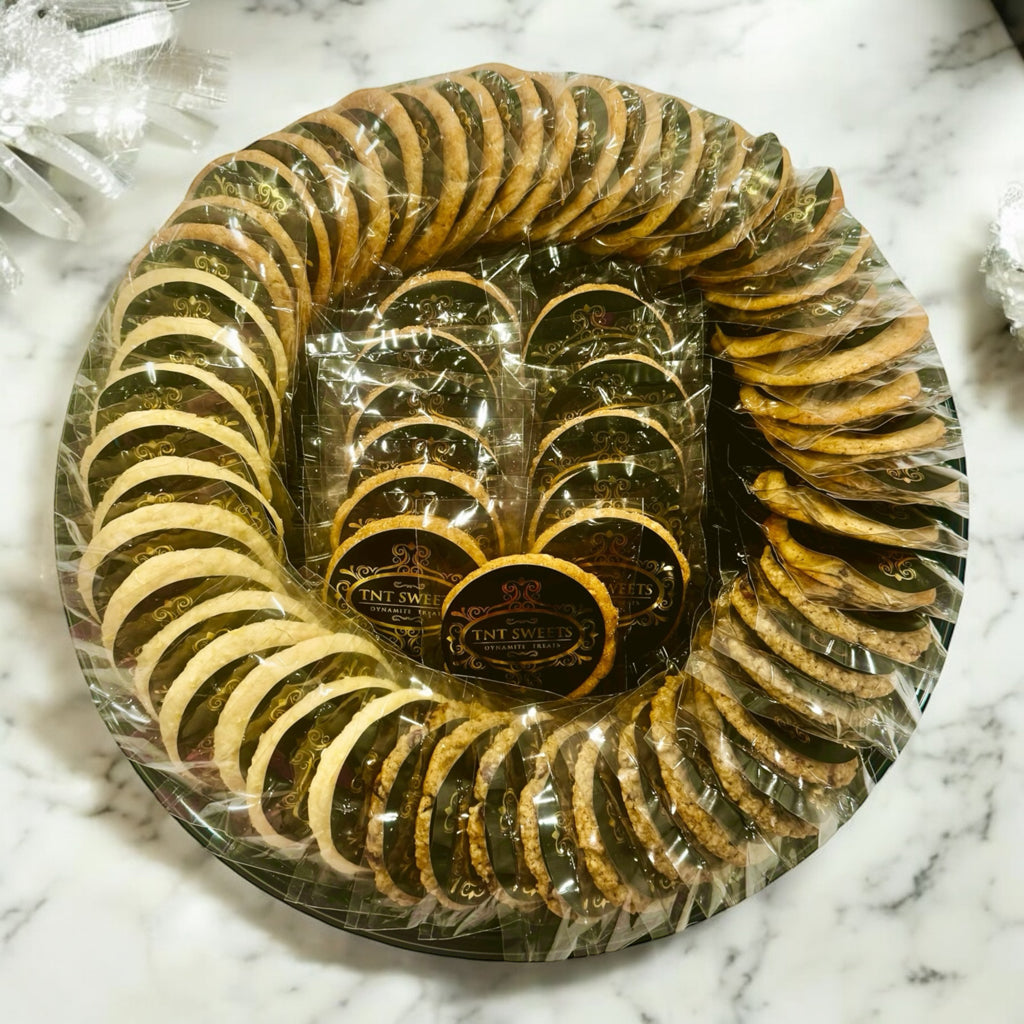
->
[2,0,1024,1021]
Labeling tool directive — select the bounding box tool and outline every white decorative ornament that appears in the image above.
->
[982,182,1024,346]
[0,0,226,293]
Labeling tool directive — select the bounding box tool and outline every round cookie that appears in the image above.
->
[364,700,475,905]
[530,408,685,492]
[647,674,750,865]
[350,415,499,486]
[483,71,577,244]
[737,373,925,427]
[131,588,322,718]
[309,688,441,876]
[467,713,547,911]
[333,87,426,264]
[414,711,509,909]
[329,464,504,557]
[531,507,690,657]
[691,680,816,839]
[324,515,488,663]
[211,630,394,794]
[98,547,286,662]
[528,458,687,545]
[244,676,397,851]
[751,469,943,549]
[91,456,285,548]
[584,93,705,253]
[157,618,333,770]
[518,721,615,919]
[523,283,673,366]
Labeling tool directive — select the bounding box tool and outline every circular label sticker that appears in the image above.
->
[440,554,617,697]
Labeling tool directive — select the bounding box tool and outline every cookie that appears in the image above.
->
[342,372,493,448]
[583,94,704,254]
[758,546,934,664]
[440,554,618,697]
[572,726,676,911]
[428,72,506,253]
[527,458,687,546]
[530,408,685,492]
[690,649,859,788]
[691,680,816,839]
[334,87,426,264]
[145,211,302,356]
[764,515,942,613]
[329,464,504,557]
[779,454,968,511]
[661,132,792,271]
[248,130,360,298]
[467,713,546,910]
[109,265,289,393]
[186,147,333,306]
[624,112,751,261]
[157,618,333,770]
[616,693,710,884]
[482,71,577,244]
[244,676,397,850]
[414,711,509,908]
[387,83,469,269]
[729,577,895,698]
[373,269,518,334]
[531,74,629,239]
[91,456,286,549]
[324,515,488,663]
[77,501,282,623]
[531,507,690,658]
[464,64,545,234]
[350,415,499,486]
[709,603,878,733]
[538,352,690,425]
[107,314,282,452]
[165,193,313,323]
[80,408,274,508]
[751,469,942,549]
[99,548,285,663]
[109,268,289,399]
[747,556,907,676]
[647,674,750,865]
[754,410,947,459]
[692,166,846,284]
[365,700,475,905]
[211,631,394,794]
[560,82,663,241]
[356,325,499,382]
[309,688,441,876]
[523,283,673,366]
[732,312,929,388]
[704,213,872,309]
[518,721,612,918]
[288,108,391,290]
[93,360,274,462]
[737,372,924,426]
[131,588,322,718]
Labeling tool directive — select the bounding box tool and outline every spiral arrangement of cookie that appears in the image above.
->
[60,64,966,957]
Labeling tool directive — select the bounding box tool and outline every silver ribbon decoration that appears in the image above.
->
[981,182,1024,347]
[0,0,226,293]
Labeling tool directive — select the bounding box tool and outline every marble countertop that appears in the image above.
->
[3,0,1024,1020]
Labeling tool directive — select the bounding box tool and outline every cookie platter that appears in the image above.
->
[55,65,967,961]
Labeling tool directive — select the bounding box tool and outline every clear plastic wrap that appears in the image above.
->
[54,65,967,962]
